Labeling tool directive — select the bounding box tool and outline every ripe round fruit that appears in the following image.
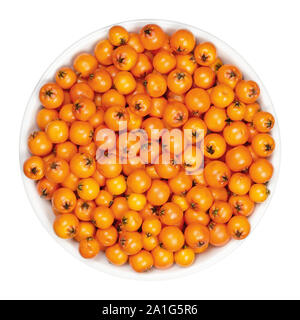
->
[151,246,174,269]
[96,226,118,247]
[146,180,170,206]
[184,223,210,253]
[209,223,230,247]
[119,231,143,255]
[129,250,154,272]
[39,83,64,109]
[249,159,273,183]
[92,206,114,229]
[249,183,269,203]
[121,210,143,232]
[77,178,100,200]
[105,244,128,266]
[106,175,127,195]
[204,160,231,188]
[228,173,252,196]
[225,145,252,172]
[170,29,195,54]
[53,213,79,239]
[174,247,195,267]
[139,24,166,50]
[28,131,53,156]
[52,187,77,213]
[159,226,185,252]
[159,202,183,226]
[127,193,147,211]
[227,216,251,240]
[23,156,45,180]
[23,23,277,272]
[142,218,162,237]
[186,186,214,212]
[79,237,101,259]
[69,121,93,146]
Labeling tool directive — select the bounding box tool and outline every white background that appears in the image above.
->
[0,0,299,300]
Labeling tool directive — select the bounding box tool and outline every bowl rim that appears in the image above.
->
[19,18,281,281]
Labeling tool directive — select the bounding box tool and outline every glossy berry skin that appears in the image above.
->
[23,23,276,274]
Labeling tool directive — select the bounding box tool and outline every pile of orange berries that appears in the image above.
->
[23,24,275,273]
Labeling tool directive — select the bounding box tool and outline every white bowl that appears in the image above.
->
[19,19,281,280]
